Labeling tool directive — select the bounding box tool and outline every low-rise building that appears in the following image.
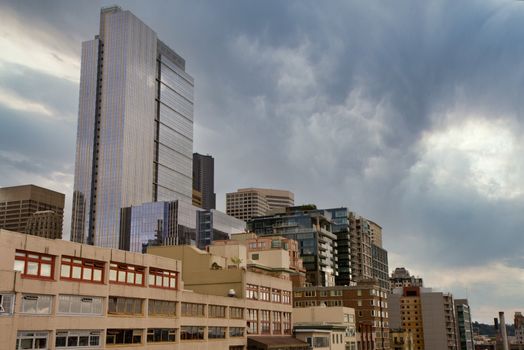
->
[293,306,357,350]
[293,281,390,350]
[0,229,305,350]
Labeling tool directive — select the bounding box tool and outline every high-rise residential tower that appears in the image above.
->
[0,185,65,239]
[192,153,216,210]
[71,6,194,248]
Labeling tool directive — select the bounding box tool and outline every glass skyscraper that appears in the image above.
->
[71,6,194,248]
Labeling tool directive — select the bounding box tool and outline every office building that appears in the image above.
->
[248,206,337,287]
[197,209,246,249]
[293,280,390,350]
[0,228,308,350]
[390,267,423,292]
[71,6,194,248]
[455,299,474,350]
[193,153,216,210]
[389,286,458,350]
[226,188,294,221]
[293,306,358,350]
[0,184,64,239]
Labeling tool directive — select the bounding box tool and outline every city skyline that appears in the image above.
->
[1,0,524,323]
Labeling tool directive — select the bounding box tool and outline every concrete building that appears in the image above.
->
[226,188,294,221]
[193,153,216,210]
[248,207,337,287]
[455,299,474,350]
[293,306,357,350]
[0,184,64,239]
[0,228,307,350]
[293,281,390,350]
[390,267,423,292]
[390,328,414,350]
[389,286,458,350]
[71,6,194,248]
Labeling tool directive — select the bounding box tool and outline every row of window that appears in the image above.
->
[13,250,178,289]
[246,284,291,304]
[0,293,252,320]
[246,309,292,335]
[15,327,245,349]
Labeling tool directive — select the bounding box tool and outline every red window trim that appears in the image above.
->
[109,262,145,286]
[14,250,55,280]
[60,256,105,284]
[148,268,178,290]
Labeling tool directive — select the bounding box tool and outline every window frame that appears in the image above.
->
[57,295,104,316]
[146,328,176,343]
[20,294,53,315]
[148,268,178,290]
[107,296,143,316]
[0,293,15,316]
[14,250,55,280]
[55,330,101,348]
[16,331,49,350]
[105,329,143,345]
[108,262,145,286]
[208,326,226,339]
[180,326,205,341]
[148,299,176,318]
[180,302,205,317]
[60,256,104,284]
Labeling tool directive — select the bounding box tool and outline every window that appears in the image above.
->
[271,289,281,303]
[283,312,292,334]
[272,311,282,334]
[58,295,103,315]
[330,290,343,297]
[147,328,176,343]
[259,286,270,301]
[0,293,15,315]
[55,330,101,348]
[282,290,291,304]
[229,327,244,337]
[246,284,258,299]
[320,291,328,297]
[313,337,330,347]
[260,310,270,334]
[181,302,205,317]
[21,294,52,315]
[180,326,204,340]
[230,307,243,319]
[294,291,303,297]
[108,296,143,316]
[247,309,258,334]
[148,268,177,289]
[60,256,104,283]
[208,305,226,318]
[252,253,259,260]
[208,327,226,339]
[106,329,142,345]
[109,262,144,286]
[148,300,176,317]
[14,250,54,280]
[16,331,49,350]
[305,290,316,297]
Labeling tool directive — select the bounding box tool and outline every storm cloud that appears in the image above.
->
[1,0,524,322]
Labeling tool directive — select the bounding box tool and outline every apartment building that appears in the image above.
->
[293,281,390,350]
[293,306,358,350]
[390,267,423,292]
[0,184,64,239]
[0,229,306,350]
[454,299,474,350]
[389,286,458,350]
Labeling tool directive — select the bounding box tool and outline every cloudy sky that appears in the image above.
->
[1,0,524,322]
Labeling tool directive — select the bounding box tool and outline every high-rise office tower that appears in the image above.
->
[71,6,194,248]
[0,185,65,239]
[192,153,216,210]
[226,188,294,221]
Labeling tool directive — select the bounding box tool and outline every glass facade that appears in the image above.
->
[196,209,246,249]
[71,7,194,249]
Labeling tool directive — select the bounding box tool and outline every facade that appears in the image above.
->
[71,6,194,248]
[372,244,389,290]
[454,299,474,350]
[514,312,524,347]
[226,188,294,221]
[390,329,414,350]
[197,210,246,249]
[369,221,383,248]
[293,306,357,350]
[390,267,423,292]
[193,153,216,210]
[293,281,390,350]
[389,286,458,350]
[119,200,198,252]
[0,184,64,239]
[248,207,337,287]
[348,212,373,284]
[0,228,305,350]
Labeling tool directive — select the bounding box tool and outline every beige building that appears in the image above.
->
[0,229,306,350]
[389,286,458,350]
[293,306,357,350]
[226,188,294,221]
[0,185,64,239]
[390,328,414,350]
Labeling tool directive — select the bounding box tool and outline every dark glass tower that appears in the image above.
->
[192,153,216,210]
